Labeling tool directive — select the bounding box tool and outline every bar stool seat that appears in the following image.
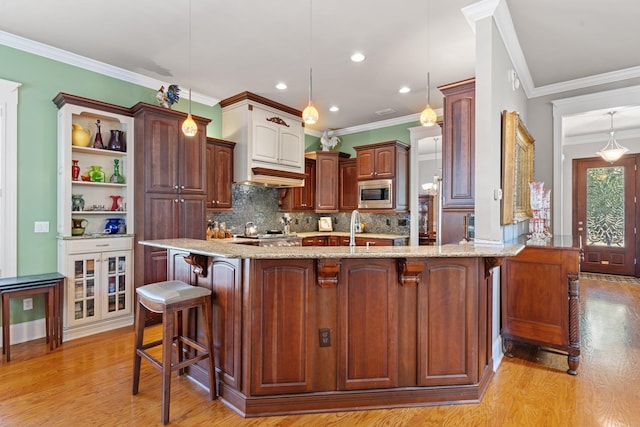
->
[132,280,216,425]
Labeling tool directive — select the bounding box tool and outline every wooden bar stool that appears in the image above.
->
[132,280,216,425]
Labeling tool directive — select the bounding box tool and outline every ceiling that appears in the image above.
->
[1,0,640,137]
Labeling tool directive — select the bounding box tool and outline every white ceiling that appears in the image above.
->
[1,0,640,138]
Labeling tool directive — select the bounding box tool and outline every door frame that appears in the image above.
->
[572,155,639,276]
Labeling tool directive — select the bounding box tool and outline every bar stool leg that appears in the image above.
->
[132,300,145,395]
[201,295,217,399]
[161,307,175,425]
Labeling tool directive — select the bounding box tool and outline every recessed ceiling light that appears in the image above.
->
[276,82,287,90]
[329,106,339,112]
[350,52,365,62]
[399,86,411,94]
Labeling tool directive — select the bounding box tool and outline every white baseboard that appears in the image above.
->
[63,315,134,342]
[493,334,504,371]
[0,318,46,346]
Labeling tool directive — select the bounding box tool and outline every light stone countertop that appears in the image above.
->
[138,237,524,259]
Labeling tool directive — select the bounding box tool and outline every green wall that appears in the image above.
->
[334,122,418,156]
[0,44,221,324]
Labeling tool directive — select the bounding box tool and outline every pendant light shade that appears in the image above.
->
[182,0,197,137]
[303,0,319,125]
[596,111,628,163]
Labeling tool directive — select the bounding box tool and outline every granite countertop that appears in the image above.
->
[138,238,524,259]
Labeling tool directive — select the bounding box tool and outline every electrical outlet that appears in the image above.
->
[319,328,331,347]
[398,219,408,226]
[34,221,49,233]
[386,219,391,226]
[295,219,299,225]
[23,298,33,310]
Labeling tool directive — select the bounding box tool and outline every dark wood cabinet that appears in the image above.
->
[338,258,398,390]
[280,158,315,211]
[250,259,316,395]
[131,103,210,287]
[417,258,478,385]
[206,138,235,211]
[439,78,475,244]
[501,239,581,374]
[339,158,358,212]
[355,141,406,180]
[302,236,327,246]
[307,151,345,213]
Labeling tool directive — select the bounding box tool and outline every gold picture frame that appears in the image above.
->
[501,110,535,225]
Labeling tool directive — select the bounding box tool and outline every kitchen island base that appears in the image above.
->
[160,246,509,417]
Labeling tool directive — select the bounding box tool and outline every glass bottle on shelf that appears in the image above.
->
[108,130,124,152]
[93,119,104,149]
[109,159,125,184]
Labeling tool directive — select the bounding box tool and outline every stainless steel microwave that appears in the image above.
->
[358,179,393,209]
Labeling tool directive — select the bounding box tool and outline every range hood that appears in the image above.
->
[221,92,306,188]
[239,167,306,188]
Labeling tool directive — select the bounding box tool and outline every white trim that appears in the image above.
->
[493,334,504,371]
[316,109,442,137]
[0,31,219,107]
[0,78,20,278]
[63,315,133,342]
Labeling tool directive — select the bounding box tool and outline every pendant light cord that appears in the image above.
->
[309,0,313,104]
[188,0,193,114]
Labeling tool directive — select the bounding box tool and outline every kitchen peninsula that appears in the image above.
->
[139,237,523,417]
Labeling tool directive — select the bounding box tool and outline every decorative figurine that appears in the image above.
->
[156,84,180,108]
[320,130,340,151]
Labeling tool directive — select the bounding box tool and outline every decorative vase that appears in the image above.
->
[88,165,105,182]
[72,194,85,212]
[93,120,104,149]
[71,218,88,236]
[109,195,123,211]
[71,160,80,181]
[107,130,124,152]
[104,218,124,234]
[109,159,125,184]
[71,124,91,147]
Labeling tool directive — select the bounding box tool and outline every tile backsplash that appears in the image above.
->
[206,184,410,236]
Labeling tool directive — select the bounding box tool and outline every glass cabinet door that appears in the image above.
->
[102,250,131,318]
[69,254,100,325]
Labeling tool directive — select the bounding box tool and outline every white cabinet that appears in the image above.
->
[221,92,305,186]
[53,93,135,341]
[58,238,133,340]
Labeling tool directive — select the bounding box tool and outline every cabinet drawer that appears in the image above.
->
[66,236,133,254]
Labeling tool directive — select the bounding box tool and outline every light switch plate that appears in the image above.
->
[34,221,49,233]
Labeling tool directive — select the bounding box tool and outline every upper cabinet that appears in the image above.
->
[355,141,409,212]
[339,158,358,212]
[206,138,235,211]
[439,78,475,210]
[220,92,306,187]
[356,142,402,180]
[279,158,315,212]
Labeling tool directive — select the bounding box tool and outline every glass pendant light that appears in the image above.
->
[596,111,628,163]
[182,0,197,137]
[420,0,437,127]
[302,0,319,125]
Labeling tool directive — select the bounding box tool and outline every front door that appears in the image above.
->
[573,156,637,276]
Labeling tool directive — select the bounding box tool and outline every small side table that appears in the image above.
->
[0,273,65,362]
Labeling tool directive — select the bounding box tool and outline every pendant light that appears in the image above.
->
[596,111,628,163]
[302,0,319,125]
[182,0,198,137]
[420,0,437,127]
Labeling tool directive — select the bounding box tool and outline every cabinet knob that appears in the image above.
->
[180,185,185,190]
[174,185,179,190]
[370,172,374,176]
[174,199,179,203]
[180,199,185,203]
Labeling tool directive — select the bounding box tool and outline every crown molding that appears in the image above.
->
[0,31,219,106]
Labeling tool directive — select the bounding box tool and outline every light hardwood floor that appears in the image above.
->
[1,277,639,426]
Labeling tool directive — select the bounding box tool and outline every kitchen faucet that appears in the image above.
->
[349,209,361,247]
